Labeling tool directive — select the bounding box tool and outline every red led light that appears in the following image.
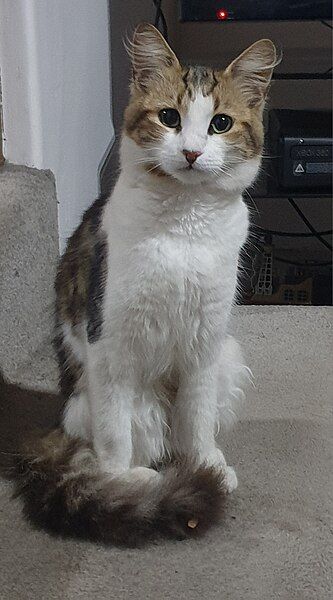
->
[216,8,229,21]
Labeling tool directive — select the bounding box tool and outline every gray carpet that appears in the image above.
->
[0,306,332,599]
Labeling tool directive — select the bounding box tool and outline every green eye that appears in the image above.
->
[209,114,233,134]
[159,108,181,129]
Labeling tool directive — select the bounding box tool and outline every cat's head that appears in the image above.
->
[124,24,280,191]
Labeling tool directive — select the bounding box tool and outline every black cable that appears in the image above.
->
[160,11,168,40]
[273,72,332,80]
[273,21,332,79]
[273,256,332,267]
[254,241,332,267]
[152,0,168,40]
[320,20,333,30]
[319,20,333,76]
[288,198,333,252]
[253,225,333,238]
[254,239,332,267]
[153,0,162,27]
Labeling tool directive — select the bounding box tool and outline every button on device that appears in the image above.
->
[293,162,305,175]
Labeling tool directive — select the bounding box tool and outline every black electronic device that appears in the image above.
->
[268,110,332,191]
[180,1,332,22]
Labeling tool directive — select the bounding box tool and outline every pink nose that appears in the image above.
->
[183,150,202,164]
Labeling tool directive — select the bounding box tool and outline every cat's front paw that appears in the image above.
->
[224,465,238,494]
[203,450,238,494]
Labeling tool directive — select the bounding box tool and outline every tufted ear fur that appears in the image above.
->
[126,23,180,90]
[225,40,281,108]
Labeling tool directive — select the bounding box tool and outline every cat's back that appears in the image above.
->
[55,194,109,327]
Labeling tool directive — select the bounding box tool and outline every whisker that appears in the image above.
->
[244,189,260,216]
[145,162,163,174]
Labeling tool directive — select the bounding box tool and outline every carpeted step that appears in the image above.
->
[0,163,58,388]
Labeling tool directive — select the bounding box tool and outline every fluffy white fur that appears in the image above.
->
[62,90,259,492]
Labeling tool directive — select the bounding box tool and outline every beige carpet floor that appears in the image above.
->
[0,306,332,600]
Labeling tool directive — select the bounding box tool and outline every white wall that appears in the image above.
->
[0,0,114,251]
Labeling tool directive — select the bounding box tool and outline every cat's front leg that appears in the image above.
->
[171,361,238,493]
[87,346,134,475]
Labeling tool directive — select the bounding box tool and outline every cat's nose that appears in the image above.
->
[182,150,202,164]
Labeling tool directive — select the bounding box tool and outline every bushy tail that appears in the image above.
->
[10,429,227,546]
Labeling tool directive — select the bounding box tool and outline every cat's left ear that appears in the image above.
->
[127,23,180,90]
[225,40,281,107]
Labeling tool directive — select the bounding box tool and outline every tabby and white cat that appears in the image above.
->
[15,24,279,545]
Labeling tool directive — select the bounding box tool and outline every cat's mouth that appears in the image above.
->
[183,163,198,171]
[179,162,206,175]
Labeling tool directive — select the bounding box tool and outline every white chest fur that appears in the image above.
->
[100,171,248,377]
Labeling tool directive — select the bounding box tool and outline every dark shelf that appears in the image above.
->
[251,152,332,200]
[252,190,332,199]
[273,73,332,80]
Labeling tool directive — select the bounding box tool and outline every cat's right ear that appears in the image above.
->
[126,23,180,90]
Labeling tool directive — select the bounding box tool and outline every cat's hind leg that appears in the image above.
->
[54,320,91,441]
[63,392,92,441]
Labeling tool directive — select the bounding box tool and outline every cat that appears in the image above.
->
[13,24,279,546]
